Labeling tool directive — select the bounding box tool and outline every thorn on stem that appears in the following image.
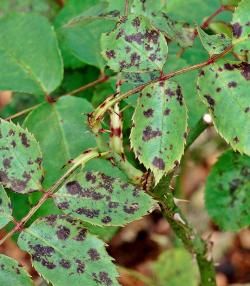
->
[173,213,186,225]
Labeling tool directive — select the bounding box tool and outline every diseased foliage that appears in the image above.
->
[197,27,231,56]
[54,171,155,226]
[0,119,43,194]
[130,80,187,183]
[0,254,33,286]
[101,15,168,73]
[197,61,250,155]
[205,150,250,231]
[0,1,250,286]
[0,185,12,229]
[18,215,119,286]
[232,0,250,62]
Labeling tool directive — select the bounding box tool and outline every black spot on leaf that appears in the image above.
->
[3,158,11,169]
[228,81,237,88]
[204,95,215,110]
[76,207,99,218]
[164,108,171,116]
[88,248,100,261]
[143,108,154,117]
[105,50,116,59]
[240,63,250,80]
[75,259,85,274]
[19,132,30,147]
[101,216,112,224]
[232,23,242,38]
[56,225,70,240]
[57,201,69,210]
[59,259,71,269]
[85,172,96,184]
[152,157,165,170]
[66,181,82,195]
[142,126,162,141]
[74,228,87,241]
[123,203,139,214]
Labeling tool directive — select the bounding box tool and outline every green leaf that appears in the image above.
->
[131,0,167,17]
[151,248,199,286]
[23,96,96,188]
[221,0,240,5]
[54,171,155,226]
[18,215,119,286]
[0,0,60,20]
[84,158,128,181]
[205,150,250,231]
[152,13,195,48]
[54,0,104,26]
[232,0,250,62]
[197,60,250,155]
[82,222,119,242]
[0,119,43,193]
[0,254,33,286]
[0,185,12,229]
[130,80,187,183]
[166,0,221,24]
[55,0,115,70]
[101,15,168,73]
[163,53,206,131]
[197,27,231,56]
[0,14,63,95]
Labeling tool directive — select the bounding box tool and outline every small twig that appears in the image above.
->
[3,75,109,122]
[67,74,109,96]
[201,5,235,29]
[55,0,65,7]
[4,104,42,121]
[0,148,105,245]
[88,45,233,129]
[124,0,129,17]
[152,177,216,286]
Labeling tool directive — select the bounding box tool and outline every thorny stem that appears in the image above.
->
[152,178,216,286]
[0,148,105,246]
[149,123,216,286]
[88,45,233,129]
